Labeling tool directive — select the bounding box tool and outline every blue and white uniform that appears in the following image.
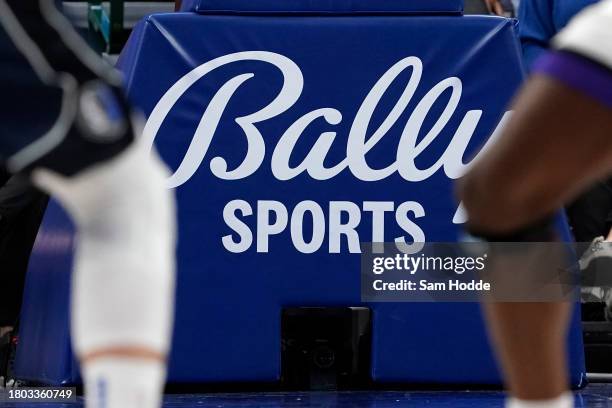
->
[0,0,133,176]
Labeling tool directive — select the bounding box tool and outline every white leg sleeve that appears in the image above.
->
[31,140,176,356]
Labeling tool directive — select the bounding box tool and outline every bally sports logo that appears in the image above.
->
[143,51,511,254]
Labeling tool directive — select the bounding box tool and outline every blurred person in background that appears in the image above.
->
[485,0,517,16]
[520,0,599,68]
[465,0,516,16]
[0,169,48,387]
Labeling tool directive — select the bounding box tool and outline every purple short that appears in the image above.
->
[533,50,612,109]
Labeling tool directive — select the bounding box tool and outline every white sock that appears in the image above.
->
[506,392,574,408]
[83,357,166,408]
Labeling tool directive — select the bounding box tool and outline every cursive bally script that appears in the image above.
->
[143,51,511,189]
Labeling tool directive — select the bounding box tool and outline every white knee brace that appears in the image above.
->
[32,141,176,357]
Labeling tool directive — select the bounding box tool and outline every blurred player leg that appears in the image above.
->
[0,1,176,407]
[34,140,176,408]
[458,1,612,406]
[484,303,573,407]
[460,76,612,407]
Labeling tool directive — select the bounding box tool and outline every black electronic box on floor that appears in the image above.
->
[281,307,371,391]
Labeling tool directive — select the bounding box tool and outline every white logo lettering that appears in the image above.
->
[144,51,510,188]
